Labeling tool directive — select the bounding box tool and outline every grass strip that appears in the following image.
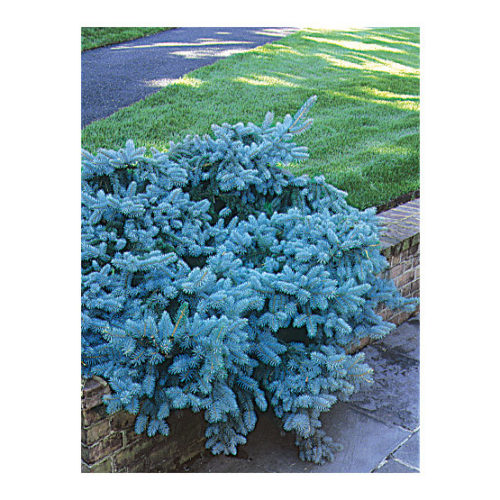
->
[82,27,173,52]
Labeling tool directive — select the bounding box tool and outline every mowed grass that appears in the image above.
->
[82,27,173,51]
[81,27,419,209]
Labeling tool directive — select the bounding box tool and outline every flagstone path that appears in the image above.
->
[182,317,420,473]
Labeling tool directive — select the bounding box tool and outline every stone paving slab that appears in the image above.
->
[349,344,420,431]
[393,430,420,469]
[377,319,419,361]
[82,27,299,127]
[183,404,410,473]
[373,459,418,473]
[182,318,419,473]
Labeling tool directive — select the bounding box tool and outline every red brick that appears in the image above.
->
[401,311,412,323]
[379,308,393,323]
[409,243,419,255]
[346,336,371,354]
[149,458,177,473]
[390,253,400,265]
[124,428,142,447]
[110,411,136,431]
[82,377,111,407]
[118,457,148,473]
[81,419,110,445]
[144,441,179,470]
[113,438,158,471]
[82,378,101,395]
[393,311,411,326]
[396,270,414,288]
[402,260,413,272]
[81,458,113,473]
[378,308,393,322]
[399,248,410,261]
[379,269,390,280]
[82,432,123,464]
[387,313,396,323]
[82,383,110,411]
[390,264,403,280]
[401,283,412,298]
[82,404,109,427]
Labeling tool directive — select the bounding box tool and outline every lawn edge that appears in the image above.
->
[81,27,176,52]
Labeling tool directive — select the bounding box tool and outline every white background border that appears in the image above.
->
[3,1,498,497]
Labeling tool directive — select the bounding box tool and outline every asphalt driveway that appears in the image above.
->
[81,27,298,127]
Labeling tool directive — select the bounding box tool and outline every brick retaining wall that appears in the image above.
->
[81,377,205,472]
[377,233,420,325]
[378,198,420,325]
[81,199,420,473]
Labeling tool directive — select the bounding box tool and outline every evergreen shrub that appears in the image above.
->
[81,96,416,464]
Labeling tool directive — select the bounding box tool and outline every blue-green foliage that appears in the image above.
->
[81,96,416,464]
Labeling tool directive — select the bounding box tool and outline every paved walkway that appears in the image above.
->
[181,317,420,473]
[81,27,298,127]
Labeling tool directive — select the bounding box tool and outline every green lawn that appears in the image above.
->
[81,27,419,210]
[81,27,173,51]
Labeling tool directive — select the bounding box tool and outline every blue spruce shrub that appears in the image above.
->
[81,96,416,464]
